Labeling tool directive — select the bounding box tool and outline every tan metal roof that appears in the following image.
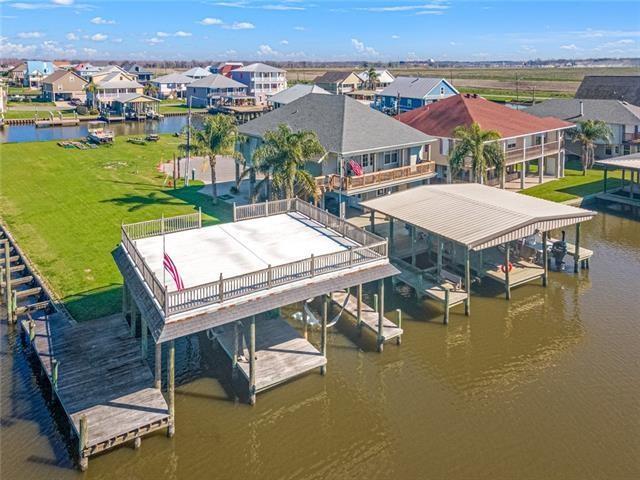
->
[361,184,596,251]
[595,153,640,172]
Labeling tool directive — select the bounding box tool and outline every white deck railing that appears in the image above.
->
[122,200,388,317]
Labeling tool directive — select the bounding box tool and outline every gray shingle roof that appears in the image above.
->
[183,67,212,78]
[378,77,449,99]
[152,73,193,85]
[525,99,640,125]
[576,75,640,106]
[239,93,435,155]
[268,84,330,105]
[188,74,245,89]
[314,71,358,84]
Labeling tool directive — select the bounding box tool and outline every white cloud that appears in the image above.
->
[53,0,74,5]
[257,44,278,56]
[157,30,192,37]
[280,39,289,45]
[65,32,79,41]
[391,34,400,39]
[175,31,192,37]
[90,16,115,25]
[360,3,449,13]
[199,17,223,25]
[90,33,108,41]
[415,10,445,15]
[225,21,255,30]
[17,31,44,38]
[294,26,305,31]
[82,47,98,56]
[145,37,164,45]
[112,38,123,43]
[10,0,74,9]
[0,37,37,56]
[156,31,170,37]
[351,38,378,56]
[263,4,304,10]
[225,49,237,56]
[560,44,579,51]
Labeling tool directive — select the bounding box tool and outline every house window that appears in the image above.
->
[624,144,630,155]
[361,153,373,168]
[384,150,399,165]
[440,86,445,95]
[507,140,517,149]
[614,145,620,154]
[440,139,450,156]
[605,145,612,155]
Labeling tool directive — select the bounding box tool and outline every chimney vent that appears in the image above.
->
[579,101,584,116]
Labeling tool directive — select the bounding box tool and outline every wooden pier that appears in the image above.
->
[212,315,326,404]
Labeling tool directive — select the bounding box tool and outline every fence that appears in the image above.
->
[122,211,201,240]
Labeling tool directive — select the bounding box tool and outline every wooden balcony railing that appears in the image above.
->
[121,199,388,317]
[504,141,560,164]
[317,162,435,193]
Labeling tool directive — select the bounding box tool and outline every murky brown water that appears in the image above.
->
[2,210,639,479]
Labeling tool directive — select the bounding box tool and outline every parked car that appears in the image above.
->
[69,98,83,106]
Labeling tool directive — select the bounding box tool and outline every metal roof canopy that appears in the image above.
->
[595,154,640,172]
[361,184,596,251]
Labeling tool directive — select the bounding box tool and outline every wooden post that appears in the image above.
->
[29,318,36,343]
[411,226,417,266]
[396,309,402,345]
[122,284,129,322]
[154,342,162,389]
[167,340,175,437]
[373,293,378,313]
[603,168,608,193]
[505,242,511,300]
[232,202,237,222]
[78,416,88,471]
[141,316,148,359]
[302,304,308,340]
[219,273,224,302]
[464,248,471,316]
[377,279,384,353]
[370,210,375,234]
[389,218,395,253]
[542,231,548,287]
[443,286,450,325]
[356,284,362,328]
[52,358,59,391]
[436,236,443,277]
[320,295,328,375]
[4,242,12,323]
[574,223,581,274]
[249,316,256,404]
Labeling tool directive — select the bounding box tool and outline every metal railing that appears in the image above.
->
[122,200,388,317]
[316,162,435,193]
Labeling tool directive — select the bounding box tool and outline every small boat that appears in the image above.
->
[87,120,115,144]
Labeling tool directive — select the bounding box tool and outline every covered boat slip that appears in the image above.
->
[361,184,596,322]
[116,199,399,405]
[595,154,640,210]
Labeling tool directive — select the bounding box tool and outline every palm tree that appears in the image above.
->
[190,115,242,204]
[252,124,325,201]
[366,67,379,90]
[143,83,159,98]
[569,120,613,175]
[449,122,505,184]
[86,81,98,110]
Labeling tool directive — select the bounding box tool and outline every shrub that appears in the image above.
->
[76,105,88,115]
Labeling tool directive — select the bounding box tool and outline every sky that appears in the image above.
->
[1,0,639,62]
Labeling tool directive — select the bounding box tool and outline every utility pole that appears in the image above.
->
[532,86,536,105]
[515,74,519,104]
[185,95,192,186]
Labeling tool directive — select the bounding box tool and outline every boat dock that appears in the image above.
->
[35,117,80,128]
[330,290,403,348]
[212,315,326,403]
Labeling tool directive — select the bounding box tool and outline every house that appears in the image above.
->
[150,73,193,99]
[185,74,247,108]
[314,71,362,95]
[211,61,244,77]
[88,68,144,108]
[73,63,102,80]
[374,77,458,114]
[183,67,212,80]
[7,62,26,86]
[230,63,287,104]
[41,70,88,101]
[358,69,395,90]
[122,63,153,84]
[575,75,640,106]
[24,61,57,88]
[397,93,573,188]
[526,99,640,160]
[238,93,437,211]
[108,93,160,117]
[268,84,330,108]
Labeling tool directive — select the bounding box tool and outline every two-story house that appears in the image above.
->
[150,73,193,99]
[358,69,395,90]
[268,84,330,109]
[211,61,244,77]
[314,71,363,95]
[374,77,458,114]
[397,93,573,189]
[185,74,248,108]
[230,63,287,104]
[88,67,144,108]
[183,67,212,80]
[238,93,437,214]
[24,61,57,88]
[41,70,88,101]
[122,63,153,84]
[526,99,640,160]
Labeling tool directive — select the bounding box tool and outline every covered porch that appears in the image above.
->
[595,154,640,210]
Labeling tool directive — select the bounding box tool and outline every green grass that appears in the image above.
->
[522,161,623,202]
[159,104,208,114]
[7,101,56,107]
[8,86,40,96]
[3,109,78,120]
[457,87,572,102]
[0,135,231,321]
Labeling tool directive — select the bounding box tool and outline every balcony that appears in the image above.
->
[624,132,640,143]
[504,141,560,165]
[317,162,436,194]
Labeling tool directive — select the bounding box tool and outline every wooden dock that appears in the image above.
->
[213,315,326,402]
[330,291,403,345]
[483,259,545,288]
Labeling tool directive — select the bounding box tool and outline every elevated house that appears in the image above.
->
[527,99,640,159]
[268,84,330,108]
[358,69,395,90]
[7,62,26,86]
[122,63,153,84]
[230,63,288,104]
[88,67,145,108]
[185,74,247,108]
[41,70,88,101]
[397,93,573,188]
[24,61,57,88]
[576,75,640,106]
[150,73,193,99]
[238,94,437,212]
[211,61,244,77]
[183,67,212,80]
[314,71,362,95]
[374,77,458,114]
[73,63,102,80]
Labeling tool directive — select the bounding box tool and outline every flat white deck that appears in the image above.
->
[135,212,357,292]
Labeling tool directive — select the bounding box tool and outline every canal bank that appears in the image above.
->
[1,210,639,480]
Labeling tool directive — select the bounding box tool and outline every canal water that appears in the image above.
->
[1,210,639,479]
[0,116,206,144]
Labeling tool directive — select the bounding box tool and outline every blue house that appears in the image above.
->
[25,61,56,88]
[374,77,458,114]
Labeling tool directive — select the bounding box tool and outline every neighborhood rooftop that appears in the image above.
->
[397,93,574,138]
[378,77,455,100]
[268,84,330,105]
[188,74,245,89]
[234,62,285,73]
[152,72,193,84]
[575,75,640,106]
[526,98,640,125]
[238,93,435,155]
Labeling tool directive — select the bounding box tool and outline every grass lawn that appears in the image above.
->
[3,109,78,120]
[8,101,56,107]
[8,86,40,96]
[159,104,208,114]
[0,135,231,321]
[522,161,623,202]
[457,87,572,102]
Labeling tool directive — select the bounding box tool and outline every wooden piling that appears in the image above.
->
[377,279,384,353]
[167,340,175,437]
[249,316,256,404]
[154,342,162,389]
[78,416,88,471]
[574,223,581,274]
[232,321,239,378]
[369,210,375,234]
[29,318,36,343]
[134,437,141,449]
[52,358,59,391]
[542,231,548,286]
[356,284,362,328]
[396,309,402,345]
[302,305,308,340]
[464,248,471,316]
[443,286,450,325]
[505,242,511,300]
[373,293,378,312]
[320,295,328,375]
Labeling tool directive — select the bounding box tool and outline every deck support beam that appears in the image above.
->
[505,242,511,300]
[603,168,608,193]
[369,210,375,234]
[154,342,162,389]
[356,284,362,328]
[389,218,395,254]
[302,305,308,340]
[232,321,239,378]
[249,316,256,404]
[411,226,417,266]
[542,231,548,286]
[167,340,175,437]
[320,296,328,375]
[377,279,385,352]
[574,223,581,273]
[78,415,88,471]
[436,236,443,277]
[464,248,471,316]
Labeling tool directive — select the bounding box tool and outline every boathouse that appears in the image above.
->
[595,153,640,210]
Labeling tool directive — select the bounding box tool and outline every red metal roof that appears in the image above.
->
[396,93,573,138]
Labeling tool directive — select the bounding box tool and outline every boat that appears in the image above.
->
[87,120,115,144]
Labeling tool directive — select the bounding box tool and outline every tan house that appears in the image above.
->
[314,71,363,94]
[87,66,144,108]
[8,62,26,86]
[41,70,88,101]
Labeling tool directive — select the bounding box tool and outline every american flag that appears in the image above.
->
[348,158,363,176]
[163,252,185,291]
